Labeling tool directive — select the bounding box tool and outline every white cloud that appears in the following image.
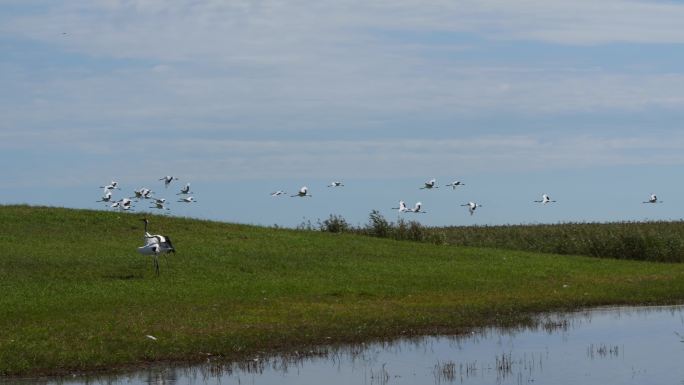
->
[3,0,684,132]
[3,1,684,179]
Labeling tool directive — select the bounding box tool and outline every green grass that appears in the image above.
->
[2,205,684,376]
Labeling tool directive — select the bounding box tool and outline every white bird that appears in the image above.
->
[411,201,426,213]
[99,180,121,190]
[270,190,287,196]
[327,181,344,187]
[445,180,465,189]
[145,335,158,341]
[176,183,192,195]
[132,188,153,200]
[96,190,114,203]
[159,176,179,189]
[111,198,134,211]
[534,194,556,204]
[177,196,197,203]
[643,194,662,204]
[140,218,175,252]
[291,186,312,197]
[461,201,482,216]
[137,218,176,275]
[391,200,412,213]
[149,199,170,211]
[420,178,438,189]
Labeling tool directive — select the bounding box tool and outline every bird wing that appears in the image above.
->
[144,233,160,246]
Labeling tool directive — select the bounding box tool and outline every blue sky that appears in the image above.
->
[2,0,684,227]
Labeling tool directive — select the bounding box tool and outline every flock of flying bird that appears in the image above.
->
[273,178,562,216]
[97,176,197,213]
[276,179,663,216]
[98,176,664,275]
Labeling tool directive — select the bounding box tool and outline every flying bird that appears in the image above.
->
[132,188,153,200]
[270,190,287,197]
[111,198,134,211]
[534,194,556,204]
[643,194,663,204]
[420,179,438,189]
[445,180,465,189]
[177,196,197,203]
[391,200,412,213]
[461,201,482,216]
[291,186,312,197]
[176,183,192,195]
[327,181,344,187]
[149,199,170,211]
[411,202,426,213]
[96,190,114,203]
[160,176,179,188]
[100,181,121,190]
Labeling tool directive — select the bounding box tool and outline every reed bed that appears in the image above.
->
[316,212,684,263]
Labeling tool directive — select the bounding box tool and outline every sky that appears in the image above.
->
[2,0,684,228]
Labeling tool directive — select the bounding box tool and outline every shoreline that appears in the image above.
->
[6,302,684,380]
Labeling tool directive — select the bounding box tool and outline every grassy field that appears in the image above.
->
[2,205,684,376]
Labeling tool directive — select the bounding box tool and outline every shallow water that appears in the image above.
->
[7,305,684,385]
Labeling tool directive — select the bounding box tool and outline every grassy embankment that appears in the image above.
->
[2,205,684,376]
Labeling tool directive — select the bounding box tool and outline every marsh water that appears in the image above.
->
[8,305,684,385]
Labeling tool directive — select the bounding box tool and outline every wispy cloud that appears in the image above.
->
[5,133,684,187]
[4,1,684,184]
[3,61,684,139]
[3,0,684,135]
[7,1,684,58]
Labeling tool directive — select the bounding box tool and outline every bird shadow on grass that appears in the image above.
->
[102,273,144,280]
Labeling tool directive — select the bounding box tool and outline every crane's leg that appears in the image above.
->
[154,255,160,276]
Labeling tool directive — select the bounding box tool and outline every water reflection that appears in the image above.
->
[5,305,684,385]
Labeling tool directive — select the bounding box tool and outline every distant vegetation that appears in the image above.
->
[436,221,684,263]
[3,205,684,376]
[312,212,684,263]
